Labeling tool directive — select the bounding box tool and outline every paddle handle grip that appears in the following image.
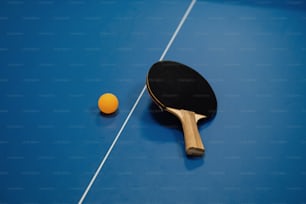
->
[167,108,205,156]
[180,110,205,156]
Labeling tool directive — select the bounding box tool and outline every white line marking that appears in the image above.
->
[78,1,196,203]
[159,0,196,61]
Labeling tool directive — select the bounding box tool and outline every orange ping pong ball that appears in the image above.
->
[98,93,119,114]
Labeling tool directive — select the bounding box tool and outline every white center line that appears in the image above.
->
[78,1,196,203]
[159,0,196,61]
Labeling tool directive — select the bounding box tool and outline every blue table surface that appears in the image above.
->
[1,1,306,203]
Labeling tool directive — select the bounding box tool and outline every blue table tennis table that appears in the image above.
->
[1,0,306,203]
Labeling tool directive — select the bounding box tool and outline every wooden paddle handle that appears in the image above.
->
[167,108,205,156]
[180,110,205,156]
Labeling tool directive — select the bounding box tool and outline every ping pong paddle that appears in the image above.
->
[146,61,217,156]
